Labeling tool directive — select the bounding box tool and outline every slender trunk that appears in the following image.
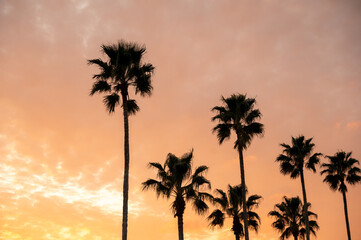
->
[342,190,352,240]
[177,214,184,240]
[237,134,249,240]
[235,233,240,240]
[293,233,298,240]
[122,94,130,240]
[300,171,310,240]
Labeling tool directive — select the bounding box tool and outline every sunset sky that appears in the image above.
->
[1,0,361,239]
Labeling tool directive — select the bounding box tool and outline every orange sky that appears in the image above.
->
[0,0,361,239]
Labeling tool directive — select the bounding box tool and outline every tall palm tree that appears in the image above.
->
[88,40,154,240]
[320,151,361,240]
[142,150,212,240]
[211,94,264,240]
[276,136,321,240]
[269,196,319,240]
[208,185,262,240]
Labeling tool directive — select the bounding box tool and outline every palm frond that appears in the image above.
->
[148,162,163,171]
[142,179,170,198]
[132,63,154,96]
[191,175,211,189]
[347,169,361,185]
[192,196,209,214]
[208,209,225,228]
[124,99,139,115]
[198,192,214,201]
[213,189,228,209]
[193,165,208,177]
[245,109,262,124]
[212,123,231,144]
[103,93,120,113]
[90,80,111,95]
[246,194,262,208]
[101,44,118,62]
[306,153,322,172]
[88,58,108,69]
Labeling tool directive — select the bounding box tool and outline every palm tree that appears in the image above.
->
[211,94,264,240]
[276,135,321,240]
[269,196,319,240]
[88,40,154,240]
[208,185,261,240]
[320,151,361,240]
[142,150,212,240]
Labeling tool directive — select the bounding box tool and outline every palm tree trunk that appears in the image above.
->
[300,171,310,240]
[122,94,130,240]
[235,233,240,240]
[237,134,249,240]
[342,190,352,240]
[177,214,184,240]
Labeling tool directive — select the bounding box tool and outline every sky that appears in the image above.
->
[0,0,361,239]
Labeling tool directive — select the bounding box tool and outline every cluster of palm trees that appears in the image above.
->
[274,136,361,240]
[88,40,360,240]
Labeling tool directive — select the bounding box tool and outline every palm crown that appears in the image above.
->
[269,196,319,240]
[142,150,212,218]
[88,40,154,114]
[276,136,322,178]
[321,151,361,193]
[212,94,264,149]
[208,185,261,239]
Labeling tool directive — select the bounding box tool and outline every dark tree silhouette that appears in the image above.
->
[269,196,319,240]
[276,136,321,240]
[142,150,212,240]
[211,94,264,240]
[321,151,361,240]
[208,185,261,240]
[88,40,154,240]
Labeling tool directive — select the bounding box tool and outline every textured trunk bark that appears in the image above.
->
[122,94,130,240]
[177,214,184,240]
[342,190,352,240]
[300,171,310,240]
[237,134,249,240]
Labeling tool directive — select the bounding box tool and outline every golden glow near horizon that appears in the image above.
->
[1,0,361,239]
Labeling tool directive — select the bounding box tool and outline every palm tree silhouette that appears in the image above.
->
[269,196,319,240]
[211,93,264,240]
[208,185,261,240]
[142,150,212,240]
[320,151,361,240]
[88,40,154,240]
[276,135,321,240]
